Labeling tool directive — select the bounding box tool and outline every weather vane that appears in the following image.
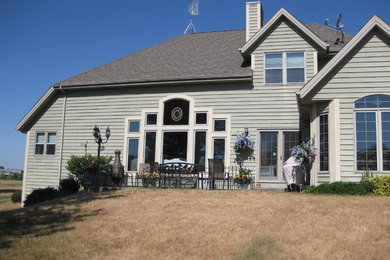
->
[184,0,199,34]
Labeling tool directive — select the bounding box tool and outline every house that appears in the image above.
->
[16,2,390,200]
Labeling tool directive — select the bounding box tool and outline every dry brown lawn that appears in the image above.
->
[0,189,389,259]
[0,180,22,211]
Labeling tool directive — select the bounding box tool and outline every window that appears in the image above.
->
[127,139,139,171]
[354,95,390,171]
[129,121,140,133]
[196,113,207,124]
[195,132,206,170]
[319,114,329,171]
[265,52,305,84]
[163,99,189,125]
[213,138,225,160]
[35,132,56,155]
[145,132,156,163]
[214,119,226,132]
[146,114,157,125]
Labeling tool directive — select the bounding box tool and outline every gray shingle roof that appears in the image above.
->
[54,24,353,87]
[306,23,354,53]
[54,30,251,87]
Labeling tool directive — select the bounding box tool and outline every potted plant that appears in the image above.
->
[141,171,160,188]
[234,168,253,190]
[291,140,316,185]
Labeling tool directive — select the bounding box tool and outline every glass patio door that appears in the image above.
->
[259,131,299,180]
[260,132,278,177]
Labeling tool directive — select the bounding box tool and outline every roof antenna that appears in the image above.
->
[325,13,346,44]
[184,0,199,34]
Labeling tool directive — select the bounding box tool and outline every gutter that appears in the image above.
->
[58,86,67,184]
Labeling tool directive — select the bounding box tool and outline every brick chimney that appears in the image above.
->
[246,2,264,41]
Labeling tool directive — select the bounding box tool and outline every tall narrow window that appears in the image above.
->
[382,112,390,170]
[213,139,225,160]
[195,132,206,170]
[127,138,139,171]
[356,112,377,171]
[35,133,45,154]
[145,132,156,163]
[319,114,329,171]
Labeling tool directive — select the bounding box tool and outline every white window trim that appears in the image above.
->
[34,131,57,156]
[354,108,390,173]
[264,51,306,85]
[318,113,329,173]
[123,96,231,175]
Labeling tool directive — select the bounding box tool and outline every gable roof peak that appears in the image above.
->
[298,15,390,98]
[240,7,328,57]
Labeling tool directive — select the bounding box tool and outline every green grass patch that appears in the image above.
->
[0,195,10,200]
[306,181,373,195]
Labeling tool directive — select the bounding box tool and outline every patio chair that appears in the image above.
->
[208,159,229,189]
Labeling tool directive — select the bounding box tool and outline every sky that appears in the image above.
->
[1,0,390,170]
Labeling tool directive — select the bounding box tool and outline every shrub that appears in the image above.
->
[24,187,62,206]
[11,190,22,203]
[59,176,80,194]
[307,181,373,195]
[366,175,390,196]
[66,154,113,180]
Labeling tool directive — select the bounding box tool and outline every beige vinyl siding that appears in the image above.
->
[247,2,261,40]
[251,18,320,83]
[307,28,390,181]
[24,96,64,197]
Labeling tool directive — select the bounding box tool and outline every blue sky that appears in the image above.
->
[1,0,389,169]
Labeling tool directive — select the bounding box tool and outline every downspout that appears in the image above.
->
[58,86,67,185]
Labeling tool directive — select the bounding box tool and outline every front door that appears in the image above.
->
[258,131,299,181]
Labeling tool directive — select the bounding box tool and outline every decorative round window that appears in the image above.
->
[171,107,183,122]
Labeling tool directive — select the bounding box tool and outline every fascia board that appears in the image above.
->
[15,87,55,133]
[298,16,390,99]
[241,8,328,56]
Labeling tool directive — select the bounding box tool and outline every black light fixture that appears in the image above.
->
[92,125,110,190]
[245,126,249,137]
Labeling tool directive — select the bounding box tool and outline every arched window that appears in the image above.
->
[163,98,189,125]
[354,95,390,171]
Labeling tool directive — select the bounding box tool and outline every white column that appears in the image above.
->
[310,103,318,186]
[329,99,341,182]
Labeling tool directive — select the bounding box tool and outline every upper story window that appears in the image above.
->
[214,119,226,132]
[146,114,157,125]
[354,95,390,171]
[35,132,56,155]
[164,99,189,125]
[129,121,140,133]
[265,52,305,84]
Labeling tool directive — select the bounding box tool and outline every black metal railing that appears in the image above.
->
[123,165,253,190]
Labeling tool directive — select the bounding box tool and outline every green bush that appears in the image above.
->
[366,175,390,196]
[66,154,113,180]
[307,181,374,195]
[11,190,22,203]
[59,176,80,194]
[24,187,62,207]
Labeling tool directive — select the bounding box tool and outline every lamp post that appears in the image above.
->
[244,126,249,137]
[92,125,110,190]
